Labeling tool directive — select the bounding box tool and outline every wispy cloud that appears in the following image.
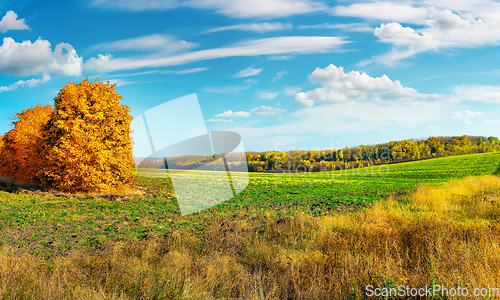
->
[251,105,286,115]
[90,34,196,53]
[233,66,262,78]
[0,74,50,92]
[111,67,208,77]
[207,118,233,122]
[85,36,349,73]
[215,110,251,118]
[272,70,287,82]
[91,0,327,18]
[259,90,279,99]
[298,22,372,32]
[203,85,251,95]
[205,22,292,33]
[451,110,483,119]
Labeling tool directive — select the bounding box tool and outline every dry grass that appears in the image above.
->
[1,176,500,299]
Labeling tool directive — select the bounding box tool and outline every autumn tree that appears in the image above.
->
[0,104,53,182]
[40,79,135,192]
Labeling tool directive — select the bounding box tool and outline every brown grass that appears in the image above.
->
[1,176,500,299]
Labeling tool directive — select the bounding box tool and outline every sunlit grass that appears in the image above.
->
[0,175,499,298]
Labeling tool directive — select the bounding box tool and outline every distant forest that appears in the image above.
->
[136,135,500,172]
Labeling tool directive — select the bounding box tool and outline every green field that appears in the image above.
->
[0,152,499,256]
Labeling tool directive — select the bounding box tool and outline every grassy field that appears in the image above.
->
[0,152,499,298]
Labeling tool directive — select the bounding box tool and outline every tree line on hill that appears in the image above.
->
[137,135,500,172]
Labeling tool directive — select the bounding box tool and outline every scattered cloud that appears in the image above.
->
[292,64,448,107]
[0,11,29,33]
[272,70,287,82]
[207,118,233,122]
[91,0,327,18]
[85,36,348,72]
[234,66,262,78]
[227,101,450,145]
[112,67,208,77]
[451,110,483,119]
[331,3,429,25]
[267,55,295,60]
[284,86,301,96]
[298,22,372,32]
[90,0,180,11]
[259,90,279,99]
[90,34,196,53]
[0,37,82,76]
[486,120,500,124]
[203,85,251,95]
[0,74,50,92]
[465,120,473,125]
[184,0,327,18]
[454,85,500,103]
[336,3,500,65]
[106,78,136,86]
[251,105,286,115]
[205,22,292,33]
[215,110,251,118]
[429,125,440,129]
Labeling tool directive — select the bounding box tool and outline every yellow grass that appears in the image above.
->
[1,175,500,299]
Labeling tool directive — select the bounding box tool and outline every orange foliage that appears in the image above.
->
[40,79,135,192]
[0,104,53,182]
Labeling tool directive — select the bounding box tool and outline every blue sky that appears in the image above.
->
[0,0,499,151]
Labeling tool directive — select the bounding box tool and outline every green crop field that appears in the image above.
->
[0,152,499,256]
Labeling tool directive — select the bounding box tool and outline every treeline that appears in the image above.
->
[138,135,500,172]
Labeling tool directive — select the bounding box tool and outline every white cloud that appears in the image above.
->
[267,55,295,60]
[226,101,451,145]
[85,36,348,72]
[92,0,326,18]
[454,85,500,103]
[298,22,373,32]
[451,110,483,119]
[284,86,301,96]
[0,37,82,76]
[185,0,326,18]
[251,105,286,115]
[106,78,136,86]
[112,67,208,77]
[292,64,448,107]
[259,90,279,99]
[205,22,292,33]
[234,66,262,78]
[90,0,180,11]
[429,125,440,129]
[0,11,29,33]
[335,3,500,65]
[465,120,473,125]
[272,70,287,82]
[0,74,50,92]
[207,118,233,122]
[486,120,500,124]
[90,34,196,53]
[203,85,251,95]
[215,110,251,118]
[331,3,429,25]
